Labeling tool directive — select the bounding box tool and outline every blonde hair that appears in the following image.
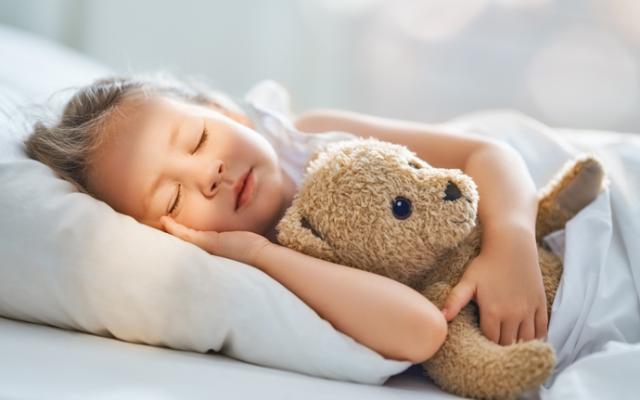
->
[23,73,242,196]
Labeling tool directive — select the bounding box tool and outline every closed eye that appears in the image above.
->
[168,184,181,216]
[192,124,209,154]
[167,124,209,216]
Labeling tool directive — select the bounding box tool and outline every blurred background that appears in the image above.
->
[1,0,639,132]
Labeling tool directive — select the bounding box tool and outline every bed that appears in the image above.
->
[1,24,639,400]
[0,317,457,400]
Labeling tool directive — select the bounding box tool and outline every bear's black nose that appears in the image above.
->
[443,181,462,201]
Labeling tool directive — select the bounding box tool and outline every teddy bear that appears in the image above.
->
[276,137,605,400]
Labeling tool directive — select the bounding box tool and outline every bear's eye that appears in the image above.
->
[391,196,412,220]
[409,159,422,169]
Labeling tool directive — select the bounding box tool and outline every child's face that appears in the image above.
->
[87,94,293,236]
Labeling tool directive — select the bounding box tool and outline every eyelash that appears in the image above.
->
[192,125,209,154]
[168,126,209,216]
[168,185,182,215]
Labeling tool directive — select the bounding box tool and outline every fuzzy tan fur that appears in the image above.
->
[276,138,605,400]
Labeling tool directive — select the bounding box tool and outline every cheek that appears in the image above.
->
[178,196,231,232]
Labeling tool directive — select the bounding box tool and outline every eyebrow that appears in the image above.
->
[143,123,182,216]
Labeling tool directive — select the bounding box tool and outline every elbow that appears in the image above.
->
[481,140,524,165]
[403,307,448,364]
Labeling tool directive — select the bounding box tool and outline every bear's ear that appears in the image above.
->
[276,207,338,263]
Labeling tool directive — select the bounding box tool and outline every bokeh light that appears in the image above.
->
[381,0,489,42]
[527,27,639,129]
[494,0,552,8]
[595,0,640,45]
[308,0,381,15]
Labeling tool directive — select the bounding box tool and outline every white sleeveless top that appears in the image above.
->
[243,80,357,188]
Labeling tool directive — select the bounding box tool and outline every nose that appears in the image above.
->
[201,159,225,196]
[443,181,462,201]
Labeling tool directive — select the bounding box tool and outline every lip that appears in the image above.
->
[235,167,254,211]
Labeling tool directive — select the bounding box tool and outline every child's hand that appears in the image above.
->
[160,216,271,266]
[441,227,548,345]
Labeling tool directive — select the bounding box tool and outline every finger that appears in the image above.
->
[162,217,203,245]
[161,217,189,237]
[535,307,549,339]
[160,216,171,233]
[442,280,475,321]
[480,313,500,344]
[499,319,520,346]
[517,318,536,342]
[165,219,223,255]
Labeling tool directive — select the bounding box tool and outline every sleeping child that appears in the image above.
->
[23,73,549,364]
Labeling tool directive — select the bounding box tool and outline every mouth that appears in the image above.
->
[234,167,253,211]
[451,218,470,224]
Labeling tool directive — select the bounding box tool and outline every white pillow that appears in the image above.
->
[0,25,411,384]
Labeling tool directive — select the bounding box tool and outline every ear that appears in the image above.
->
[275,207,338,263]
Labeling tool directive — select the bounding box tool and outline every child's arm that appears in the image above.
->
[252,241,448,363]
[295,109,547,345]
[161,217,447,363]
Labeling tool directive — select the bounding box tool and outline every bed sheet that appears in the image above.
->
[0,317,460,400]
[540,127,640,400]
[445,113,640,400]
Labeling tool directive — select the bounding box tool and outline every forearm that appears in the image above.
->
[252,242,447,363]
[464,143,539,251]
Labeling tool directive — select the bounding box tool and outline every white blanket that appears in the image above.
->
[443,111,640,399]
